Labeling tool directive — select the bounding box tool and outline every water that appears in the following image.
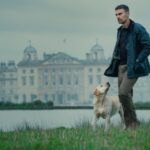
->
[0,109,149,131]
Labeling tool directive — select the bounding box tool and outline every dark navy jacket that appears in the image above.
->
[104,20,150,78]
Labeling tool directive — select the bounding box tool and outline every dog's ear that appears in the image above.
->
[93,89,96,95]
[93,87,97,95]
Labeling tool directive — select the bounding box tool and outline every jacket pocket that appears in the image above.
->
[104,59,119,77]
[134,63,145,74]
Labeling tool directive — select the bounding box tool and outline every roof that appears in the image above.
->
[17,60,42,67]
[91,43,104,53]
[24,45,37,53]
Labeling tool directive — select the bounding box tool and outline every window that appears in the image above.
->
[89,68,93,72]
[22,76,26,85]
[2,81,5,86]
[22,69,26,74]
[31,94,36,102]
[44,93,49,102]
[74,75,79,85]
[52,94,55,101]
[73,94,78,100]
[88,75,93,84]
[67,75,71,85]
[10,73,13,78]
[67,94,71,101]
[52,68,55,72]
[2,74,5,78]
[44,68,48,73]
[68,68,71,72]
[10,80,13,86]
[10,90,13,94]
[29,76,34,85]
[97,68,101,72]
[30,69,34,73]
[60,68,64,72]
[23,94,26,103]
[96,75,101,84]
[75,68,79,72]
[51,75,56,85]
[59,75,63,85]
[44,76,48,85]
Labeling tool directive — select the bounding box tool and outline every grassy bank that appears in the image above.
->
[0,122,149,150]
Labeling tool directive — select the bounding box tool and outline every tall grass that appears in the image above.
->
[0,120,149,150]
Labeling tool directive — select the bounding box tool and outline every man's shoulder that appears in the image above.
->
[133,22,146,32]
[117,21,145,32]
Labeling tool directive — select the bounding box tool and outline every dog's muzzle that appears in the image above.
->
[106,82,110,87]
[106,82,110,91]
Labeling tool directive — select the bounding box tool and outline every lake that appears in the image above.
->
[0,109,149,131]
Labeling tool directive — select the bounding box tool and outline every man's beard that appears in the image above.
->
[117,19,126,24]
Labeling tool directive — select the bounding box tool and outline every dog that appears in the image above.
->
[91,82,126,132]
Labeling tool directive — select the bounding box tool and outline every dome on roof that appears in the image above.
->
[24,45,37,53]
[91,43,104,53]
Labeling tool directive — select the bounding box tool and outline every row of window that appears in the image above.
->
[21,76,34,86]
[0,80,15,86]
[88,75,101,84]
[21,93,79,102]
[88,68,101,72]
[43,75,79,86]
[43,68,79,73]
[0,89,14,94]
[21,74,101,86]
[43,74,101,86]
[22,69,34,74]
[0,73,15,78]
[48,58,75,64]
[21,67,101,75]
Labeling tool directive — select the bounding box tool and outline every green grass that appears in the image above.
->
[0,121,149,150]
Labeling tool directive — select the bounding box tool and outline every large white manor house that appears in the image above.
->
[0,42,149,105]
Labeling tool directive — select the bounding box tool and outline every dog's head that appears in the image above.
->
[93,82,110,97]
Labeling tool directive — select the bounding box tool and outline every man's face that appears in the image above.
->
[115,9,129,24]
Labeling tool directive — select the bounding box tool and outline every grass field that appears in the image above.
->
[0,121,149,150]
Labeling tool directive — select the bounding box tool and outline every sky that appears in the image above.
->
[0,0,150,63]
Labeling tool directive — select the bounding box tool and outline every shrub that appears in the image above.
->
[46,101,53,106]
[33,100,42,105]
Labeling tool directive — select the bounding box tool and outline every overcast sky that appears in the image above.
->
[0,0,150,62]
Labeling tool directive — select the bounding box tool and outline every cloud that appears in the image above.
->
[0,0,150,62]
[0,0,114,34]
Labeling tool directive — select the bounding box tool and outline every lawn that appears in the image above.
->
[0,121,149,150]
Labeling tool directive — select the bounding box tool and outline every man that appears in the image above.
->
[104,4,150,129]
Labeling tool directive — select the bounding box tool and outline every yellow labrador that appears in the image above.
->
[91,82,126,132]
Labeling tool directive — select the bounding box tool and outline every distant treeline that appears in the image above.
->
[0,100,150,110]
[134,102,150,110]
[0,100,53,110]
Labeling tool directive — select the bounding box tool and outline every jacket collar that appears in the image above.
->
[118,19,134,32]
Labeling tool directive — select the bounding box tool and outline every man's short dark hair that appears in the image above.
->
[115,4,129,12]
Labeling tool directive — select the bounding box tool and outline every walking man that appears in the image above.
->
[104,4,150,129]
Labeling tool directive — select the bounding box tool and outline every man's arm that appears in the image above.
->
[136,25,150,63]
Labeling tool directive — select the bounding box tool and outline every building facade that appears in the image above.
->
[0,61,17,103]
[0,43,149,105]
